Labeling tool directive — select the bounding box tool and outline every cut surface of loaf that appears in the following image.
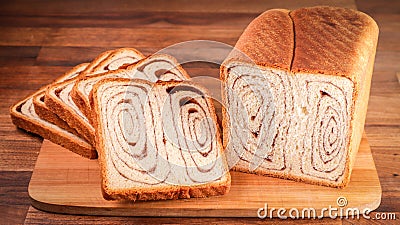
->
[45,48,145,145]
[221,6,378,187]
[10,87,96,159]
[92,79,230,201]
[32,63,89,136]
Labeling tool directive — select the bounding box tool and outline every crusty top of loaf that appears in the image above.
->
[227,9,294,71]
[224,6,379,81]
[290,6,379,79]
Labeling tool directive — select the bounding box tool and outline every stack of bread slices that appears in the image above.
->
[10,48,231,201]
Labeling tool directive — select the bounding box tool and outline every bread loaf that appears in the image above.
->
[92,79,230,201]
[221,6,378,187]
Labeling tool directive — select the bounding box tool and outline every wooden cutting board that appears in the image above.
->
[28,134,381,217]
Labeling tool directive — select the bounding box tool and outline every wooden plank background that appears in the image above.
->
[0,0,398,224]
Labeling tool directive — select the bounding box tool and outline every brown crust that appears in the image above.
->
[148,53,191,80]
[223,6,378,78]
[10,91,97,159]
[221,6,379,188]
[45,78,96,145]
[72,69,130,126]
[78,48,145,78]
[290,6,379,78]
[222,9,294,77]
[102,176,231,201]
[32,92,79,135]
[232,165,348,188]
[70,85,92,124]
[77,50,114,77]
[92,78,231,201]
[220,87,229,152]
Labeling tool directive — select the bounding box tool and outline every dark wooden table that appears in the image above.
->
[0,0,398,224]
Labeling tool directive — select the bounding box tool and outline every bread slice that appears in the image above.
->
[92,78,231,201]
[10,88,97,159]
[45,48,145,145]
[45,78,96,144]
[71,48,145,118]
[79,48,144,77]
[32,63,89,136]
[76,53,190,124]
[221,6,378,187]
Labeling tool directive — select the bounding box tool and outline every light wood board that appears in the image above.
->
[28,135,381,217]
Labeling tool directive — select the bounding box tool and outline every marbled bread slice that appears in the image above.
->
[92,79,231,201]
